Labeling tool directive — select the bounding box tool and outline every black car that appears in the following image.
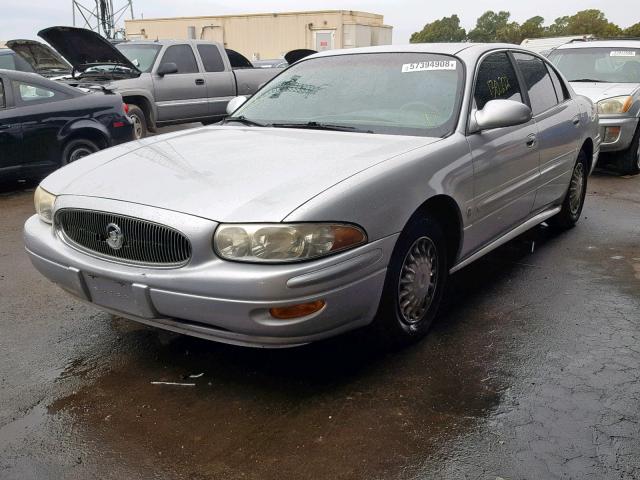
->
[0,69,134,182]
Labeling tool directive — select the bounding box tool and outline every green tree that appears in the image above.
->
[565,9,622,37]
[496,22,523,43]
[519,16,545,39]
[468,11,511,42]
[623,22,640,37]
[547,16,570,36]
[410,15,466,43]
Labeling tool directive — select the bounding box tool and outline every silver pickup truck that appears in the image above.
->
[8,27,281,138]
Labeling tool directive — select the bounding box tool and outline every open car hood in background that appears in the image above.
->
[38,26,139,73]
[5,39,72,77]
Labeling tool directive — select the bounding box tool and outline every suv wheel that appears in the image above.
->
[128,105,148,139]
[616,125,640,176]
[61,139,99,165]
[369,216,448,347]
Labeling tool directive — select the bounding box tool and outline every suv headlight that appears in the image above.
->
[597,96,633,114]
[214,223,367,263]
[34,186,56,224]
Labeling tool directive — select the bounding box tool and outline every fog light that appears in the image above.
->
[269,300,326,319]
[603,126,621,144]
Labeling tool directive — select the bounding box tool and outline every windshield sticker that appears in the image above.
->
[610,51,636,57]
[401,60,457,73]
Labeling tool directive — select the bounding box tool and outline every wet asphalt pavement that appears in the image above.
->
[0,166,639,479]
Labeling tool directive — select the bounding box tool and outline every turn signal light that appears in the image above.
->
[269,300,326,319]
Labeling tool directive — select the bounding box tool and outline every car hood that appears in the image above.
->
[38,26,139,74]
[570,82,640,102]
[5,39,72,77]
[42,126,438,222]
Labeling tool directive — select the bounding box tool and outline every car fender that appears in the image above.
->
[58,119,110,144]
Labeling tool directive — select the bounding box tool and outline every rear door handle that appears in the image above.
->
[195,79,205,85]
[526,133,537,148]
[572,116,580,125]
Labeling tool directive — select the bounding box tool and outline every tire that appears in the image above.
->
[615,124,640,176]
[548,149,588,230]
[128,104,148,139]
[369,216,448,348]
[61,138,99,165]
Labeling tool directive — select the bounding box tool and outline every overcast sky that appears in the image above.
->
[2,0,638,43]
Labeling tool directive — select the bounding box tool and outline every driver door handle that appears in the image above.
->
[526,133,537,148]
[195,79,205,85]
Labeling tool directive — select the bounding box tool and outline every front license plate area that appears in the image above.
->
[84,274,146,317]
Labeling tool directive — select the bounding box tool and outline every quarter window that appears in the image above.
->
[160,45,199,74]
[513,52,559,115]
[197,45,225,72]
[547,64,569,102]
[15,82,57,102]
[474,52,523,110]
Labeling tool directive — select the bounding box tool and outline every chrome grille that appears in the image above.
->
[56,209,191,267]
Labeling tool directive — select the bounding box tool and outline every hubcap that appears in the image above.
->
[69,146,93,163]
[398,236,438,324]
[131,114,144,139]
[569,162,585,216]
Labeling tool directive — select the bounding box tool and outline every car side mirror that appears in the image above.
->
[471,99,532,132]
[226,96,248,115]
[157,62,178,76]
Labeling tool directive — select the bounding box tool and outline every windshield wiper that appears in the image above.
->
[569,78,611,83]
[271,121,373,133]
[223,115,270,127]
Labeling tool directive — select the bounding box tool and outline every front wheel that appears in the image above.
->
[127,105,148,139]
[369,217,448,348]
[61,139,99,165]
[549,150,588,229]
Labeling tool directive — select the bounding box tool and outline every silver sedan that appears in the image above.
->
[24,43,600,348]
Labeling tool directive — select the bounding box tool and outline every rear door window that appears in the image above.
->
[474,52,523,110]
[547,64,569,102]
[513,52,559,115]
[160,45,199,74]
[197,45,225,72]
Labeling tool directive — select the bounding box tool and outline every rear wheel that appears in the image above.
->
[615,125,640,176]
[127,104,147,139]
[369,216,448,348]
[61,138,99,165]
[549,149,588,229]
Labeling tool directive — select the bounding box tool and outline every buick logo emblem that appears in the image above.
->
[105,223,124,250]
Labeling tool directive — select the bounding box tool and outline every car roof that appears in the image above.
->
[123,39,222,47]
[0,68,81,94]
[309,43,532,60]
[555,39,640,50]
[0,49,16,55]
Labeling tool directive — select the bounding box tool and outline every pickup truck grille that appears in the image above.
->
[55,209,191,267]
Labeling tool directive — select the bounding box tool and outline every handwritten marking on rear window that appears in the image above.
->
[610,51,636,57]
[401,60,457,72]
[487,76,511,98]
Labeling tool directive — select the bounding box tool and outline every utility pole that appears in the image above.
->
[71,0,134,39]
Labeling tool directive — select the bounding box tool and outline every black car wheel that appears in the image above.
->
[369,216,448,347]
[549,149,588,229]
[127,105,147,139]
[616,125,640,176]
[61,139,99,165]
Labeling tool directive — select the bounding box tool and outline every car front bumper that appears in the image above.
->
[598,116,639,153]
[23,199,395,348]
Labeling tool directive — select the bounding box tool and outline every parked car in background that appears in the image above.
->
[5,40,72,78]
[25,44,599,348]
[0,49,37,74]
[7,27,283,139]
[0,69,133,183]
[549,39,640,175]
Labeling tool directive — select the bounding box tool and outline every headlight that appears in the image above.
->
[214,223,367,262]
[597,96,633,114]
[34,186,56,224]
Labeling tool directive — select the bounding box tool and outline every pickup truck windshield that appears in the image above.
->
[233,53,464,137]
[549,47,640,83]
[116,44,162,72]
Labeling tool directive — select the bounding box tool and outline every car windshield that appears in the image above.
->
[233,53,464,137]
[116,44,161,72]
[549,47,640,83]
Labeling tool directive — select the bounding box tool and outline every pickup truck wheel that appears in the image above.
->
[616,124,640,176]
[549,149,588,229]
[369,216,448,348]
[127,105,147,139]
[61,139,99,165]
